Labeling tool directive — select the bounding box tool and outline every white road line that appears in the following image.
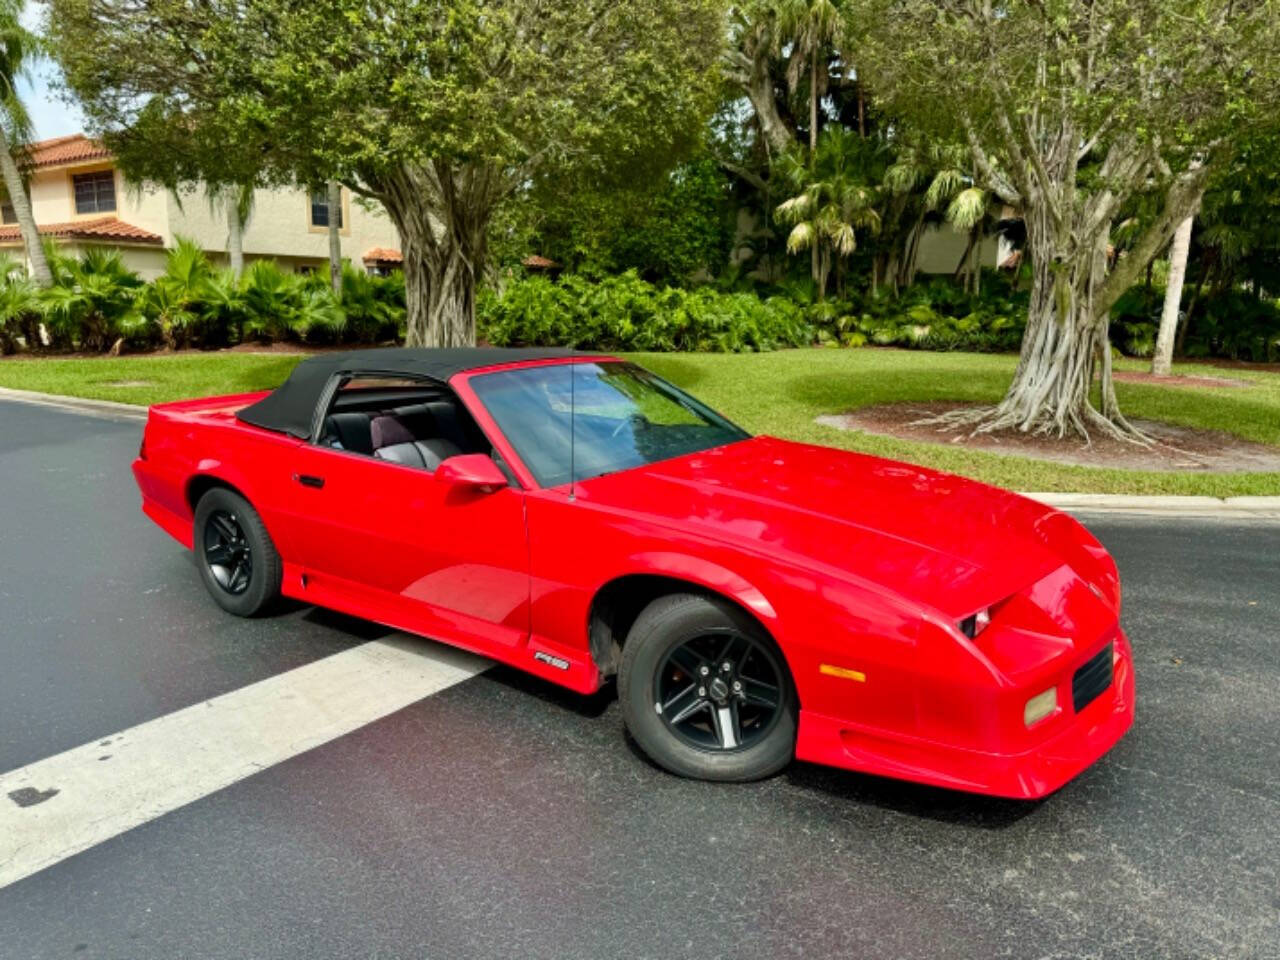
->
[0,637,488,890]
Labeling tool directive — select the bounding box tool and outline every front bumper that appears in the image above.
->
[795,629,1135,799]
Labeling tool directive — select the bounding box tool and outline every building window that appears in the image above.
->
[73,170,117,215]
[0,188,15,225]
[310,189,343,229]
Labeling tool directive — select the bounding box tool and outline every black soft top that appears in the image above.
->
[237,347,584,439]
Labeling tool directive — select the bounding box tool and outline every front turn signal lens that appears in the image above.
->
[1023,687,1058,727]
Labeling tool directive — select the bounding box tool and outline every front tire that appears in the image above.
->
[193,487,282,617]
[618,593,797,782]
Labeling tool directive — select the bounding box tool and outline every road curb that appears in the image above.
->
[0,386,147,421]
[1021,492,1280,520]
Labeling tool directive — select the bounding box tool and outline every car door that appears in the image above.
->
[286,439,531,653]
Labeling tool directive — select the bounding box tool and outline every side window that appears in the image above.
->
[317,377,489,474]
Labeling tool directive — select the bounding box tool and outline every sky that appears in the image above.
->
[19,2,87,141]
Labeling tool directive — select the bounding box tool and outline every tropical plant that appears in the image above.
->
[40,248,145,351]
[339,264,402,343]
[200,269,252,344]
[136,237,213,348]
[0,0,51,286]
[775,0,841,156]
[0,256,39,353]
[239,260,346,342]
[775,127,881,300]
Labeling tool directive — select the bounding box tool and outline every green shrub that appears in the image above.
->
[478,271,812,352]
[340,265,404,343]
[1184,290,1280,362]
[41,248,147,351]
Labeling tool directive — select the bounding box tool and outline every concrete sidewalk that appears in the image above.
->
[1024,492,1280,519]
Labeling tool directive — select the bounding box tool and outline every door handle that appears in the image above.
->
[294,474,325,489]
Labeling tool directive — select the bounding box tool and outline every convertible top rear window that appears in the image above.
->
[470,361,749,488]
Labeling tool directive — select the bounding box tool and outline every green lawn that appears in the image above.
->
[2,348,1278,495]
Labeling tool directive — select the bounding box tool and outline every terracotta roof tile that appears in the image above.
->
[522,254,559,270]
[22,134,113,170]
[0,217,164,246]
[362,247,403,263]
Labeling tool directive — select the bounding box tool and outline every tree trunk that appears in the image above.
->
[984,245,1127,438]
[924,222,1142,442]
[733,34,795,157]
[0,128,53,287]
[379,163,494,347]
[809,47,818,155]
[1177,253,1212,355]
[401,247,476,347]
[226,192,245,277]
[1152,214,1194,376]
[326,180,343,295]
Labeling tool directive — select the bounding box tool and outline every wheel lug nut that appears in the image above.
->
[699,666,709,676]
[721,662,732,672]
[698,686,706,697]
[732,681,742,692]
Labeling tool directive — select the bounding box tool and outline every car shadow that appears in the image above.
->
[480,664,618,719]
[784,762,1042,829]
[298,605,398,642]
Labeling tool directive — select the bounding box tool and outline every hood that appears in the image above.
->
[575,436,1069,619]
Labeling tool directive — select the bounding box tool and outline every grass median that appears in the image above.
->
[2,347,1277,495]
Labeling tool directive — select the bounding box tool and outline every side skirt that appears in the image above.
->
[279,562,602,695]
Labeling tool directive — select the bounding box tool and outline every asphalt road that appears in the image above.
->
[1,398,1278,960]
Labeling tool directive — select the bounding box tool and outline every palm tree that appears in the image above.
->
[0,0,51,286]
[880,137,992,292]
[775,0,841,285]
[212,182,255,277]
[326,180,342,295]
[775,0,840,156]
[775,126,880,300]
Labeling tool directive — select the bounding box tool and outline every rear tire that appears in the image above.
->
[193,487,282,617]
[618,593,796,782]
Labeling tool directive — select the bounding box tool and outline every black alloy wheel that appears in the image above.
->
[618,593,797,782]
[192,487,282,617]
[655,630,785,752]
[203,509,253,595]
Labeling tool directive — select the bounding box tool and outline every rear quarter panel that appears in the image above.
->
[135,392,303,556]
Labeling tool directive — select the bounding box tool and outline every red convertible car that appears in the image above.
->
[133,348,1133,797]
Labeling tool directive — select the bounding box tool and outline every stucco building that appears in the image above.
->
[0,134,403,278]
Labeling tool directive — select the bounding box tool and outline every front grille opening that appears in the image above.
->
[1072,642,1114,713]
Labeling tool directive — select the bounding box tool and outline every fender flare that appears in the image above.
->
[616,550,779,626]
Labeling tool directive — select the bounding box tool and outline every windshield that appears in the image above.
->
[470,361,750,488]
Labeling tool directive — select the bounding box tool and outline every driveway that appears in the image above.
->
[1,399,1277,959]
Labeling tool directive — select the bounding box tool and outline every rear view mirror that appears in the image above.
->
[435,454,509,493]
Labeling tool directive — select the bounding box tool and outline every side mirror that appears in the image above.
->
[435,453,509,493]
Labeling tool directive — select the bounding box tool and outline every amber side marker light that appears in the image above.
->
[1023,687,1058,727]
[820,664,866,682]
